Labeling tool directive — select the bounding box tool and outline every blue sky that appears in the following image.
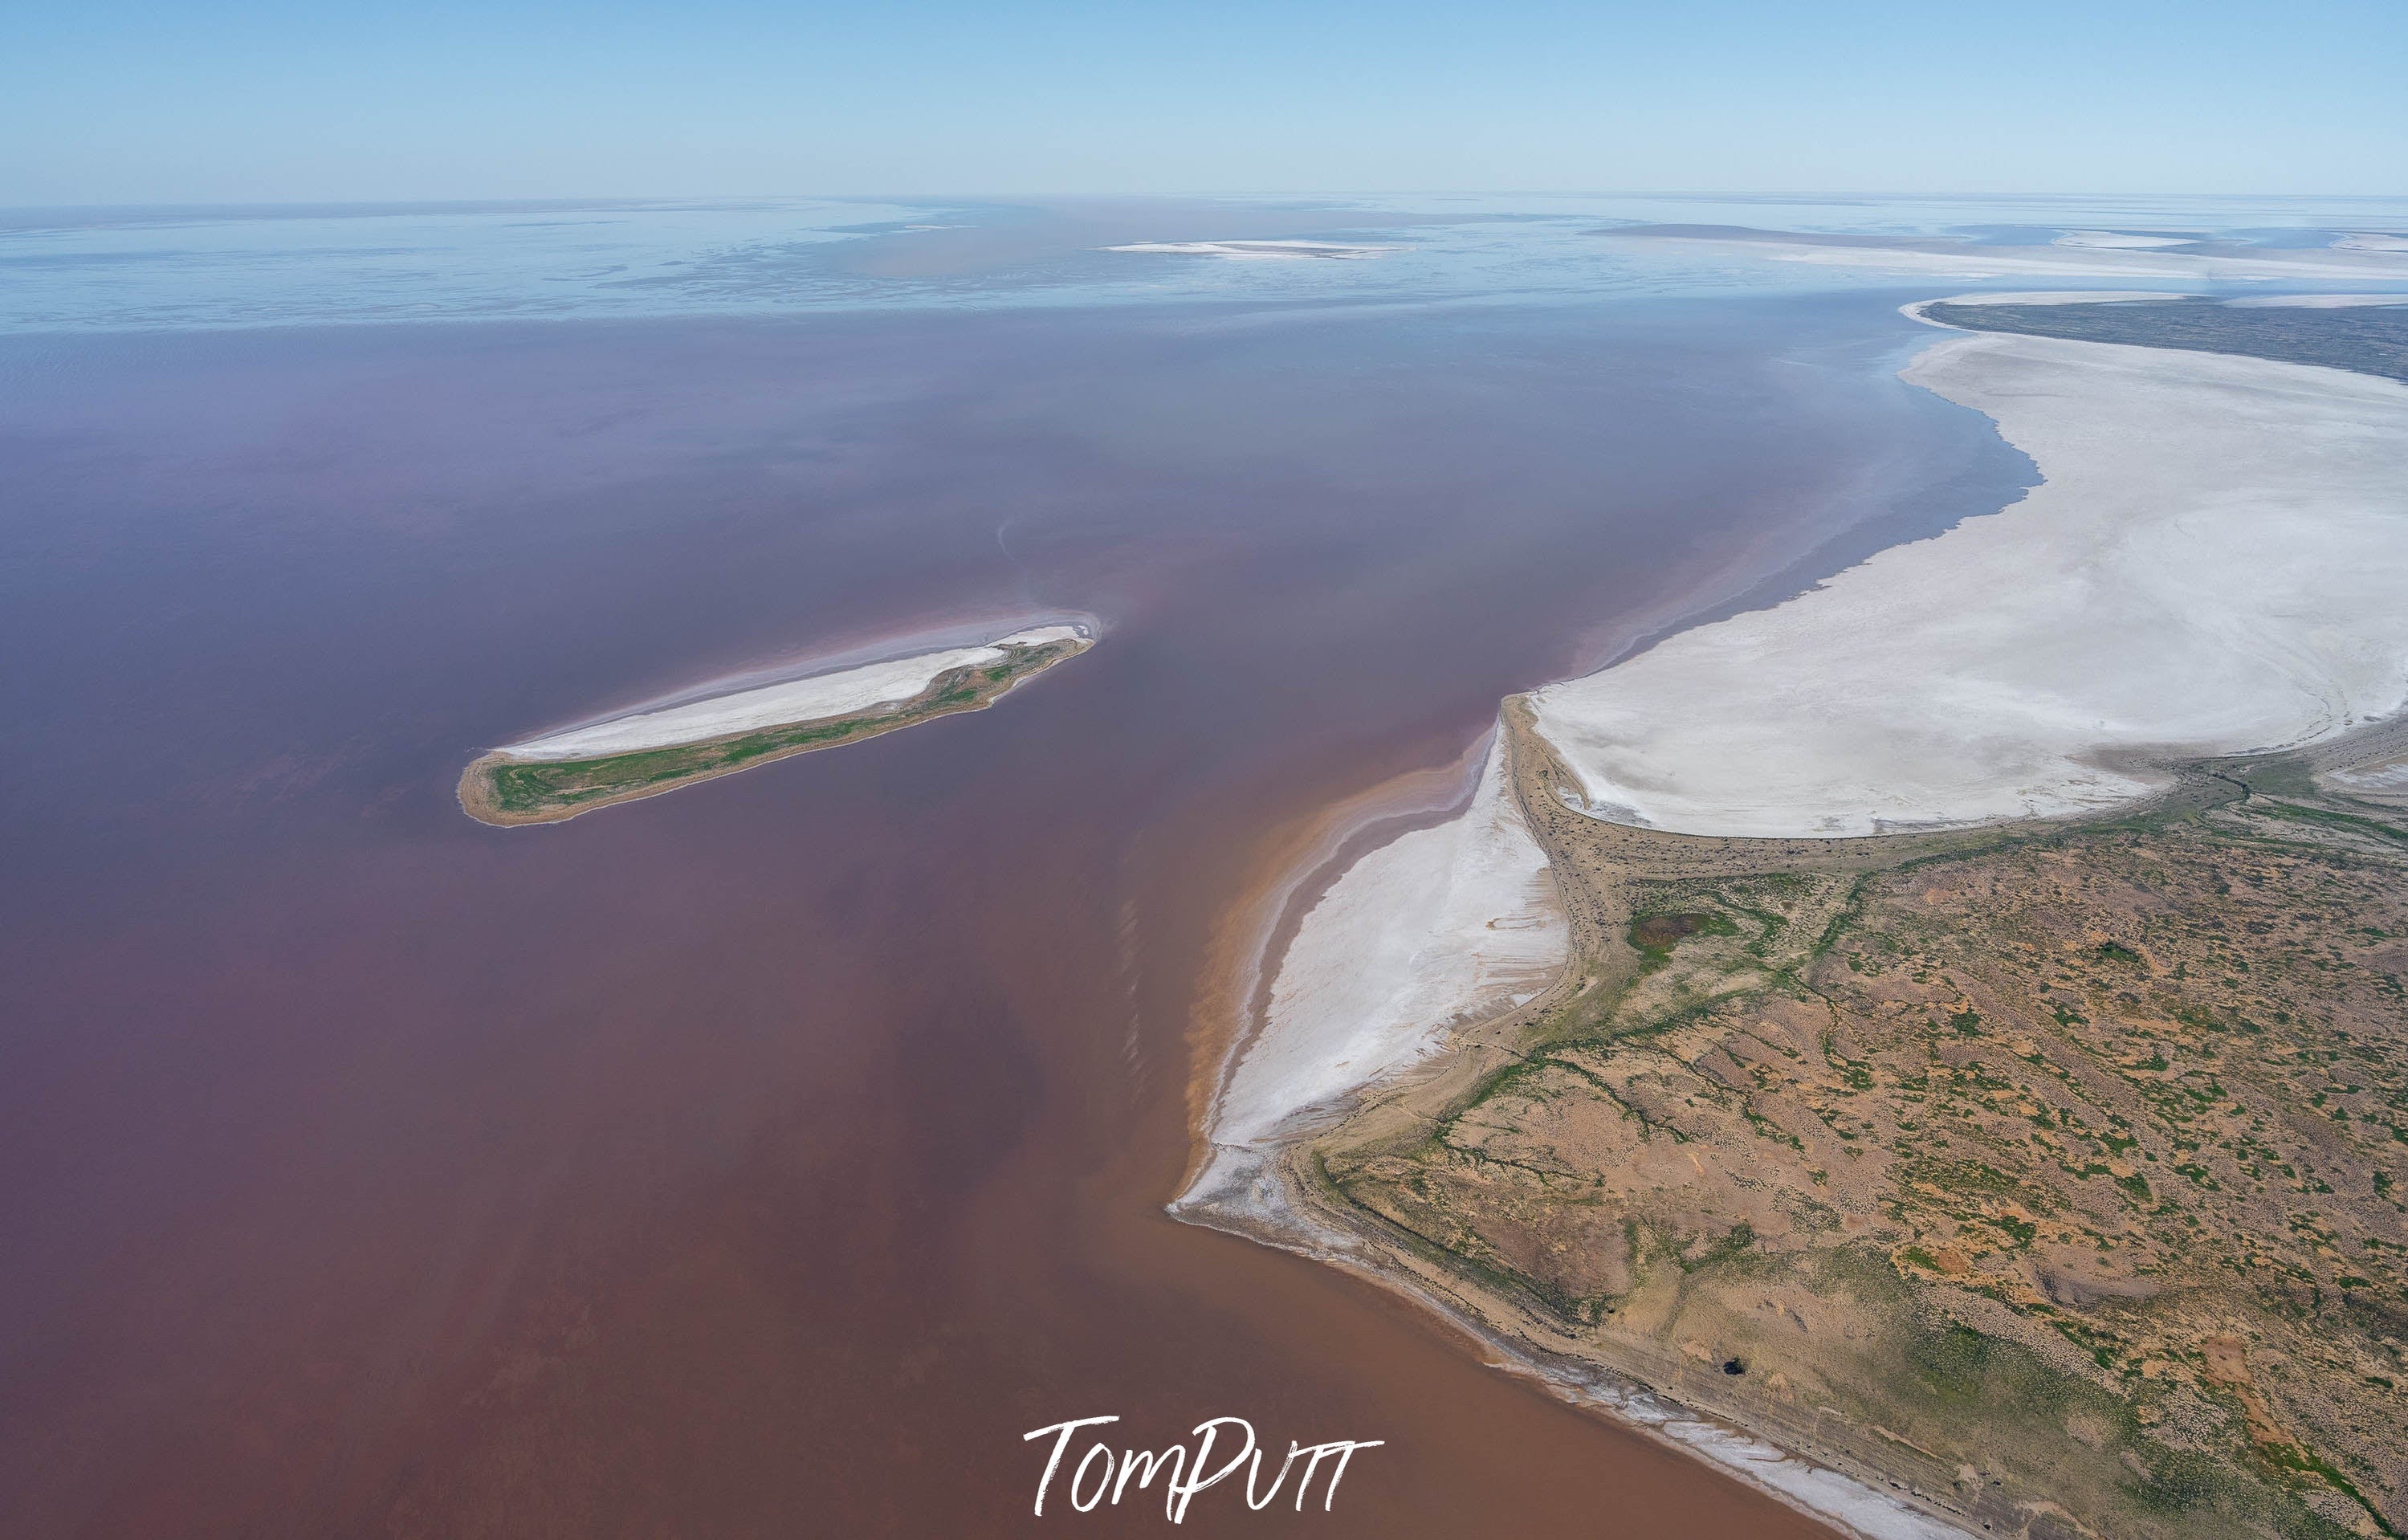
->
[6,0,2404,205]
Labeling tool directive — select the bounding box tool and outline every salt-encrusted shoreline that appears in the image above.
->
[499,623,1089,760]
[1171,720,1978,1540]
[1531,315,2408,836]
[1607,225,2408,285]
[1175,303,2408,1540]
[1105,239,1389,261]
[1187,732,1566,1186]
[459,617,1097,825]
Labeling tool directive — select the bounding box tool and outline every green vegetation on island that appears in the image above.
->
[459,635,1086,826]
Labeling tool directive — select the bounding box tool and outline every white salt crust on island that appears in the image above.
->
[1192,735,1567,1193]
[1105,239,1388,260]
[499,625,1085,761]
[1679,233,2408,285]
[1530,331,2408,837]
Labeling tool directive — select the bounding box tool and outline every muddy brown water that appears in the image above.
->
[0,296,2027,1536]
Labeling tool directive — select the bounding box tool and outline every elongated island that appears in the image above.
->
[459,622,1092,826]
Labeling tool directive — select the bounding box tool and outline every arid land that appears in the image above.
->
[458,633,1090,826]
[1261,703,2408,1540]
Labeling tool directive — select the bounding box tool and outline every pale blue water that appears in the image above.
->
[9,191,2408,333]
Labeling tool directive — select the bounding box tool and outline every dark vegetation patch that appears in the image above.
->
[1923,299,2408,384]
[467,639,1081,824]
[1629,910,1736,954]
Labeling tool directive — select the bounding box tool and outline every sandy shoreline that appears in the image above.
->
[1175,307,2408,1538]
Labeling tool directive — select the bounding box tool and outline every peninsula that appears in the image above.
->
[1183,301,2408,1540]
[459,623,1091,826]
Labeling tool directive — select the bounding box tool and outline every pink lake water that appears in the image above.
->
[0,202,2043,1536]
